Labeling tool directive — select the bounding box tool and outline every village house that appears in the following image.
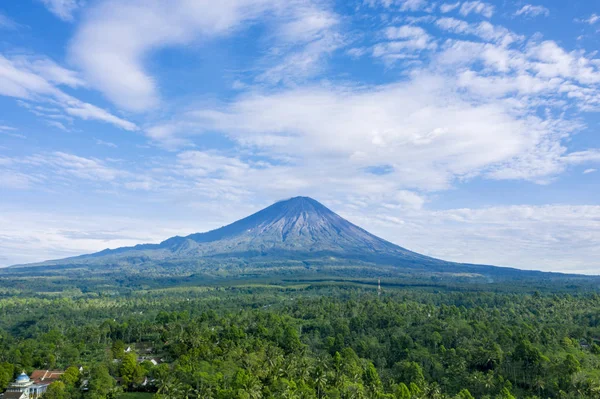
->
[2,370,64,399]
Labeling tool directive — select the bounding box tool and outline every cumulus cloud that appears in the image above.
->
[148,75,588,189]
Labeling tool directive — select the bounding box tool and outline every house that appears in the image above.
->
[149,358,161,366]
[2,392,27,399]
[4,370,64,399]
[29,370,64,385]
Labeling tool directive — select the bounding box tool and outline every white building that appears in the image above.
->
[3,371,62,399]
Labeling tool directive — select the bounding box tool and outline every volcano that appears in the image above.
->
[9,196,560,279]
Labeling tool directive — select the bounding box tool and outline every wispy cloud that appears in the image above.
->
[459,1,494,18]
[578,13,600,25]
[95,139,118,148]
[0,54,137,130]
[515,4,550,18]
[440,2,461,13]
[38,0,83,21]
[0,12,19,29]
[69,0,341,112]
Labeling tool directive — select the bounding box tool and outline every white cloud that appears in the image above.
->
[161,75,588,189]
[70,0,340,112]
[0,210,195,266]
[385,25,429,40]
[65,103,137,131]
[435,17,470,33]
[38,0,83,21]
[0,170,37,189]
[23,152,122,182]
[440,2,461,13]
[583,168,597,174]
[0,12,19,29]
[527,41,600,85]
[349,204,600,273]
[12,56,87,88]
[365,0,431,11]
[372,25,437,61]
[459,1,494,18]
[95,139,117,148]
[515,4,550,18]
[580,14,600,25]
[0,54,137,130]
[435,18,522,46]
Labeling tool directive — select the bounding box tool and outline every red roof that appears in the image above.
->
[30,370,64,384]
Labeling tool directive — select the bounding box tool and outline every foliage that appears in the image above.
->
[0,283,597,398]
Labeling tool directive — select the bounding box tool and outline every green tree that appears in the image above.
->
[89,365,116,399]
[60,366,81,387]
[44,381,69,399]
[0,362,15,391]
[111,340,125,359]
[393,383,411,399]
[455,388,475,399]
[364,363,382,395]
[393,361,425,388]
[120,352,145,387]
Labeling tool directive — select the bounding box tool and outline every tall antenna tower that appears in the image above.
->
[378,278,381,297]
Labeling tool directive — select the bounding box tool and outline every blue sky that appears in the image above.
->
[1,0,599,273]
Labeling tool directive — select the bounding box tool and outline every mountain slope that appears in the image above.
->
[13,196,564,280]
[60,196,439,263]
[13,196,449,268]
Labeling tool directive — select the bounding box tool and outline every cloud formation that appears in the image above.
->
[1,0,599,272]
[515,4,550,18]
[70,0,341,111]
[39,0,83,21]
[0,55,137,130]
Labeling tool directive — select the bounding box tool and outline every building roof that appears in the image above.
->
[29,370,64,384]
[3,392,27,399]
[15,372,30,383]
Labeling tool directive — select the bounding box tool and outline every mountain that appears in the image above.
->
[8,196,570,280]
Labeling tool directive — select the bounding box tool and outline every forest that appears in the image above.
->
[1,280,600,399]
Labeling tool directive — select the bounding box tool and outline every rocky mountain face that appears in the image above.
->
[63,196,438,262]
[17,197,448,267]
[157,196,430,259]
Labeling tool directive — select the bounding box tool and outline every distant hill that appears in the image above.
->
[9,196,577,281]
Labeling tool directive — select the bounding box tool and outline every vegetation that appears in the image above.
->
[1,280,600,398]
